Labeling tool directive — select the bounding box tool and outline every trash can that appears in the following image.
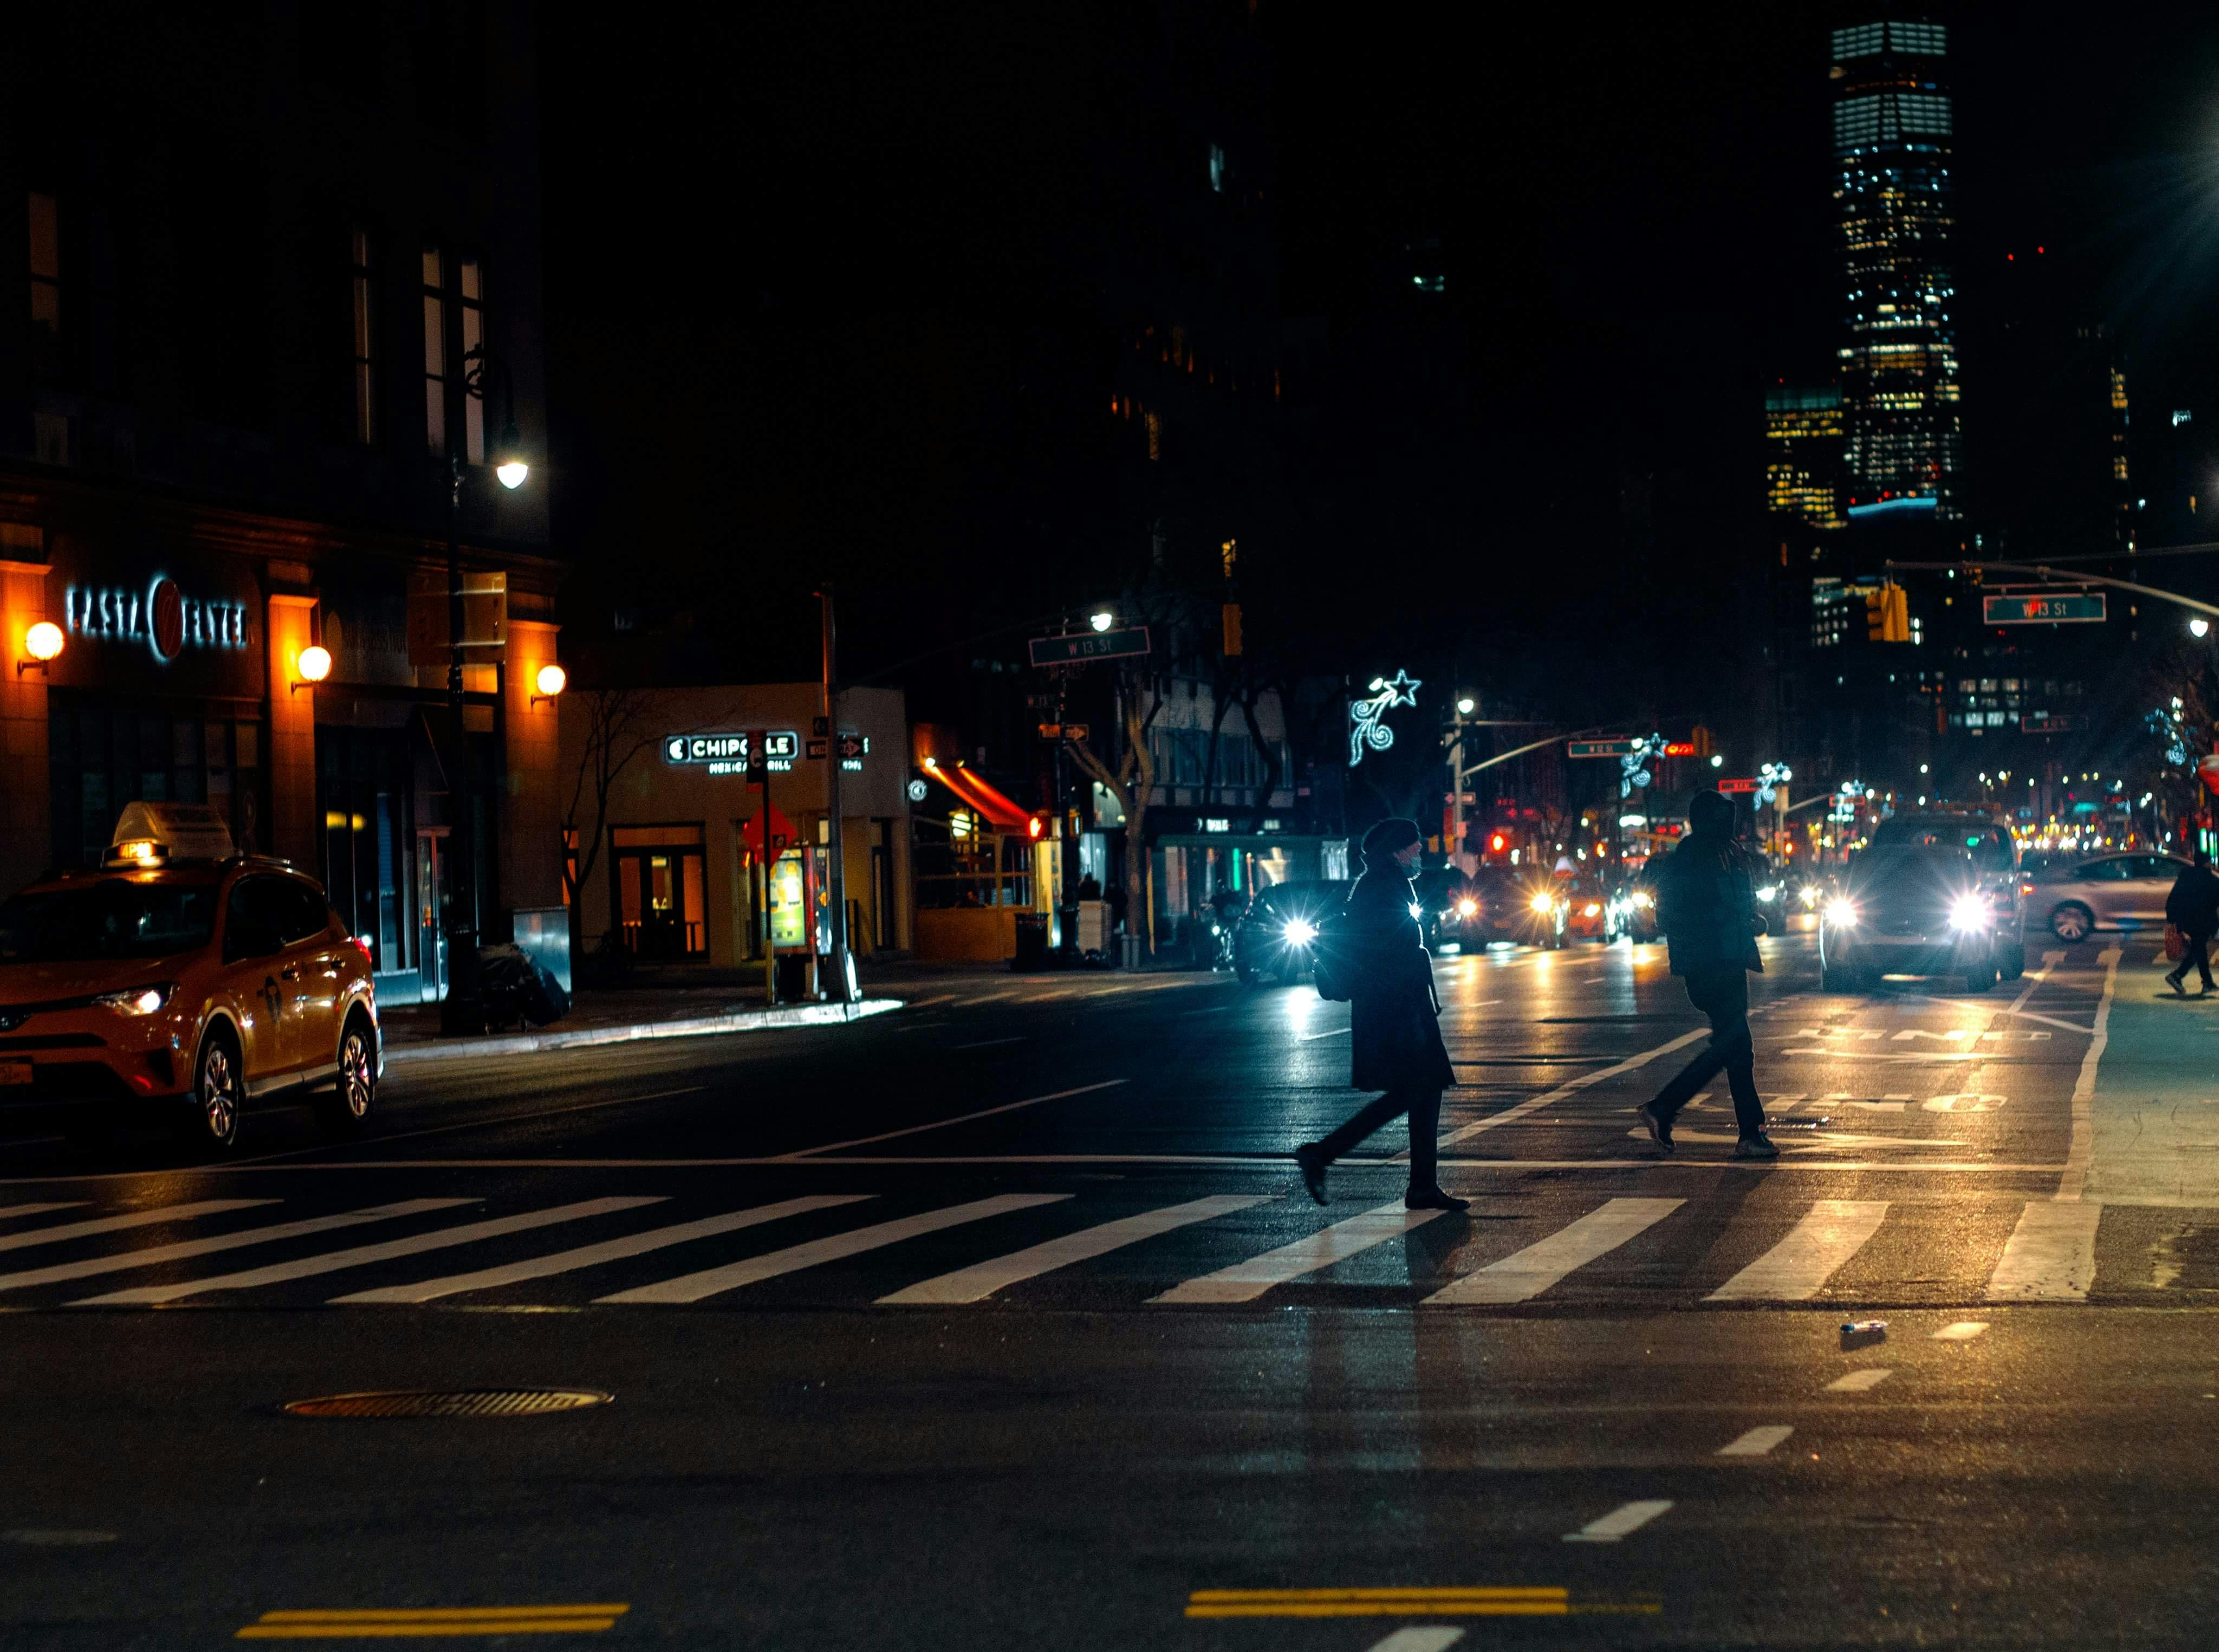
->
[774,954,813,1004]
[1012,911,1051,971]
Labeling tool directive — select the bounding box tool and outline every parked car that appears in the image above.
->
[0,804,380,1152]
[2030,851,2193,942]
[1231,880,1349,985]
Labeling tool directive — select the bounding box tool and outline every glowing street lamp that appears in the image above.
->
[1089,610,1114,633]
[18,619,63,676]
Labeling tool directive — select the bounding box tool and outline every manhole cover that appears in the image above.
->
[283,1388,611,1419]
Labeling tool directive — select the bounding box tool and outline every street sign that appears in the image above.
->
[2020,713,2088,735]
[1716,778,1760,794]
[1036,723,1092,742]
[1568,739,1637,759]
[741,801,797,857]
[1982,592,2106,625]
[806,734,870,762]
[1028,626,1151,666]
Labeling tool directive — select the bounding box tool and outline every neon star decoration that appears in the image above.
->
[1757,762,1794,809]
[1620,732,1664,798]
[1349,670,1422,766]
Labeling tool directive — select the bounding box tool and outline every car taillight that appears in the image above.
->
[2018,882,2034,896]
[351,936,374,967]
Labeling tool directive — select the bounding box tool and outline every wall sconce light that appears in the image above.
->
[531,661,567,707]
[291,644,332,695]
[18,620,63,676]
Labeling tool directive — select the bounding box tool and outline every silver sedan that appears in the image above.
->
[2029,852,2191,942]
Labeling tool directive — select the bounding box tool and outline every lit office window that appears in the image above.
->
[349,229,375,444]
[421,246,447,454]
[28,191,60,379]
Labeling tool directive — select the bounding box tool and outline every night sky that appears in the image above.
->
[538,3,2219,706]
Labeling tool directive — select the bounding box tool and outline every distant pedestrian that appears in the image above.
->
[1637,790,1777,1159]
[2165,848,2219,995]
[1294,818,1470,1211]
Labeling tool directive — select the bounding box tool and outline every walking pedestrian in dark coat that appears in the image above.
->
[2165,848,2219,995]
[1294,818,1469,1210]
[1636,790,1777,1159]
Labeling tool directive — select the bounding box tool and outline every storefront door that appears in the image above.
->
[611,825,708,960]
[417,828,449,1004]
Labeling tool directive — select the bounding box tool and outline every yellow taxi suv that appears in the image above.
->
[0,803,380,1154]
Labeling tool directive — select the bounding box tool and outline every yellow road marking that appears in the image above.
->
[236,1605,626,1639]
[1185,1587,1567,1619]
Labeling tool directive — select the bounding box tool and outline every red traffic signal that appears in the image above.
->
[1489,833,1507,853]
[1027,815,1047,839]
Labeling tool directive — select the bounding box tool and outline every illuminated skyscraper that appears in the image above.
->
[1832,18,1962,520]
[1764,385,1846,528]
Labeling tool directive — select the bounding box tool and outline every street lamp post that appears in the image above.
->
[438,345,529,1036]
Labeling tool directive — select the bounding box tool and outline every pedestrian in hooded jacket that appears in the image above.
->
[1294,818,1469,1210]
[1636,790,1779,1159]
[2165,848,2219,995]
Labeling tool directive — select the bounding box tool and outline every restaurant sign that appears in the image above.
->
[64,575,253,664]
[664,730,799,774]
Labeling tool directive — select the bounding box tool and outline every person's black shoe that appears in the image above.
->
[1405,1185,1471,1212]
[2166,971,2188,996]
[1294,1142,1329,1205]
[1636,1102,1674,1155]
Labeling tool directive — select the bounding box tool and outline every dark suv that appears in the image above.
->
[1819,815,2025,993]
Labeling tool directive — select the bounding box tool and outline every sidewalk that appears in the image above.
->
[2084,938,2219,1206]
[380,987,901,1065]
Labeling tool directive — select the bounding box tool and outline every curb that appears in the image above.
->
[382,997,905,1064]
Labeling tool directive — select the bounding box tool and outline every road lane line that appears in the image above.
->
[1562,1500,1673,1543]
[1932,1321,1989,1340]
[0,1200,476,1293]
[0,1200,275,1254]
[1825,1368,1893,1392]
[1152,1202,1443,1304]
[1425,1029,1709,1152]
[774,1080,1128,1158]
[1705,1200,1890,1300]
[1184,1588,1565,1619]
[73,1198,665,1305]
[1299,1027,1351,1041]
[904,994,955,1007]
[1362,1631,1467,1651]
[1423,1198,1683,1305]
[331,1196,874,1304]
[879,1195,1268,1304]
[1986,1202,2100,1300]
[2055,947,2122,1202]
[597,1194,1069,1303]
[0,1203,85,1222]
[1716,1425,1793,1456]
[951,1036,1026,1049]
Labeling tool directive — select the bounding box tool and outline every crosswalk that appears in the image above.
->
[0,1184,2189,1312]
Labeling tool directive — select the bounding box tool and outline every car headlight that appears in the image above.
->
[1949,893,1990,932]
[1756,884,1779,902]
[94,983,174,1016]
[1282,918,1318,947]
[1530,892,1554,913]
[1800,885,1819,908]
[1456,898,1478,918]
[1582,903,1601,917]
[1824,898,1858,928]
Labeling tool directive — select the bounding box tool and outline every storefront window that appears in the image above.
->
[48,698,263,868]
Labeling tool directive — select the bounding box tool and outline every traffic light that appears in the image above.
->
[1690,724,1713,759]
[1222,602,1243,656]
[1489,832,1507,854]
[1866,582,1910,643]
[1026,814,1047,840]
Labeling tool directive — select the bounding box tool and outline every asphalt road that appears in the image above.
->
[4,924,2217,1649]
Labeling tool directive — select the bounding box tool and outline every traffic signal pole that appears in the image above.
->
[1885,559,2219,620]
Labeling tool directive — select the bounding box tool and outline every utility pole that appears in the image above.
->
[438,452,481,1034]
[818,586,852,1003]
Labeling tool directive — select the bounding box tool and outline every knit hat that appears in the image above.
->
[1360,818,1424,861]
[1688,790,1736,834]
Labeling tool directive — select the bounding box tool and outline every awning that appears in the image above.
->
[923,761,1032,830]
